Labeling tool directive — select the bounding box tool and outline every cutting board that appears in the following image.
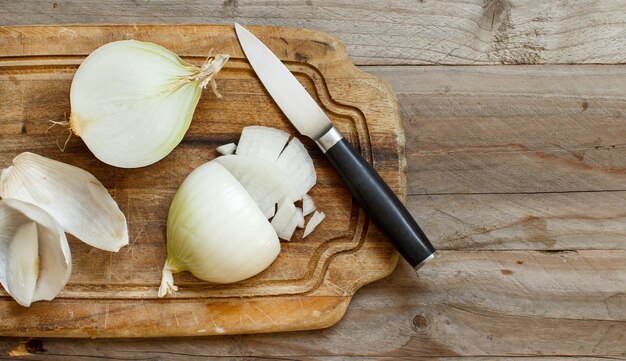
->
[0,25,403,337]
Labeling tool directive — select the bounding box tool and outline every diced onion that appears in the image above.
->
[271,199,301,240]
[296,207,305,229]
[236,126,290,161]
[303,211,325,238]
[216,142,236,155]
[216,155,298,218]
[302,194,316,216]
[275,137,317,199]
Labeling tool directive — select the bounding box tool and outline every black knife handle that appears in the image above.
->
[324,137,436,269]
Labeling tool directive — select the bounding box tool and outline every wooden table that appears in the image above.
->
[1,1,625,359]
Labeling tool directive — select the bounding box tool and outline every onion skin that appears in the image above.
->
[0,152,128,252]
[0,198,71,307]
[161,161,280,293]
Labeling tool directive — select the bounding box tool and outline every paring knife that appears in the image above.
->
[234,23,436,271]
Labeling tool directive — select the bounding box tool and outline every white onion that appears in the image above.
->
[275,137,317,199]
[302,193,316,216]
[216,155,298,218]
[216,142,237,155]
[70,40,229,168]
[303,211,326,238]
[236,126,290,161]
[296,207,305,229]
[6,222,38,307]
[159,161,280,296]
[271,199,301,240]
[159,125,326,296]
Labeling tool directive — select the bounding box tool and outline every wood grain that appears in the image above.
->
[1,0,625,65]
[367,65,626,195]
[360,65,626,252]
[0,24,401,336]
[0,253,623,358]
[0,3,625,359]
[411,191,626,251]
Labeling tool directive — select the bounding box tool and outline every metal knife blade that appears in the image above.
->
[234,23,437,271]
[235,23,333,141]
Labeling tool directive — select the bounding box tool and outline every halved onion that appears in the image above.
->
[70,40,229,168]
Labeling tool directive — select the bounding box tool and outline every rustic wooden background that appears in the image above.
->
[1,0,625,359]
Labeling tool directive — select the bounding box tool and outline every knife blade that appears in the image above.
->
[234,23,436,271]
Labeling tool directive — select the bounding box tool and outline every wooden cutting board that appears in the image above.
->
[0,24,403,337]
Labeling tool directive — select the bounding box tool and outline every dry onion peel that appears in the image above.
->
[0,152,128,252]
[0,198,71,307]
[70,40,229,168]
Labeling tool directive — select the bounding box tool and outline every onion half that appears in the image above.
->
[70,40,229,168]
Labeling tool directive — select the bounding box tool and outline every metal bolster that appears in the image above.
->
[414,251,437,272]
[314,126,343,153]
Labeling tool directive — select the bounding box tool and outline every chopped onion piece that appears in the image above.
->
[271,199,300,241]
[236,126,290,161]
[302,194,316,216]
[276,137,316,199]
[0,152,128,252]
[296,207,305,228]
[212,126,321,241]
[216,155,298,218]
[303,211,325,238]
[216,142,236,155]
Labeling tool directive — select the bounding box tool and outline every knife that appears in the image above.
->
[234,23,436,271]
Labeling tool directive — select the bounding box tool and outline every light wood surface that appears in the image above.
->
[1,0,625,65]
[1,0,625,359]
[367,65,626,252]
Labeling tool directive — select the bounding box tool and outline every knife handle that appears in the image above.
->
[321,133,436,270]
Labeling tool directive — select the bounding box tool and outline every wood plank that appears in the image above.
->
[0,9,623,360]
[0,252,623,357]
[410,191,626,251]
[1,0,625,65]
[364,64,626,251]
[366,65,626,195]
